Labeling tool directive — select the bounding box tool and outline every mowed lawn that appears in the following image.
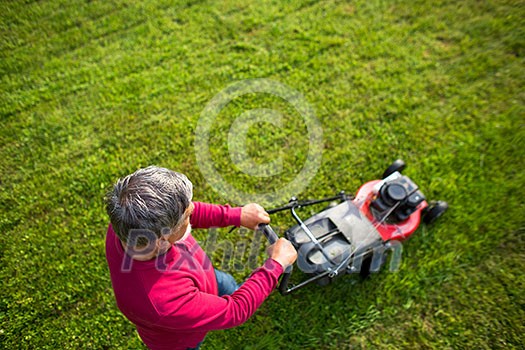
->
[1,0,524,349]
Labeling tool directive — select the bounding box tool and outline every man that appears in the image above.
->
[105,166,297,349]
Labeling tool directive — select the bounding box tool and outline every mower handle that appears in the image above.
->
[257,224,293,295]
[258,223,279,244]
[266,191,352,214]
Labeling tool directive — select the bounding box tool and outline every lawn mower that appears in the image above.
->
[257,159,448,295]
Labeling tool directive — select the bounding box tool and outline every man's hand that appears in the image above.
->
[240,203,270,230]
[267,238,298,269]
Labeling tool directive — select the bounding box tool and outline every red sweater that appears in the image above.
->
[105,202,283,349]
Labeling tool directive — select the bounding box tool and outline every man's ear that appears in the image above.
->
[157,239,171,252]
[160,227,173,240]
[158,227,173,250]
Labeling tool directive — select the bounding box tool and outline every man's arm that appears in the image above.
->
[151,229,297,333]
[154,259,283,332]
[190,202,270,230]
[190,202,242,229]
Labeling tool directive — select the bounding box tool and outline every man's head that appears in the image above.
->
[106,166,193,247]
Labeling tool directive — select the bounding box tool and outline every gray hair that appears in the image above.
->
[105,166,193,245]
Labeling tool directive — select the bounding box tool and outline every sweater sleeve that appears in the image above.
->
[190,201,242,229]
[154,259,283,332]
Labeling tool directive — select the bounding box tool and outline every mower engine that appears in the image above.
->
[370,172,426,223]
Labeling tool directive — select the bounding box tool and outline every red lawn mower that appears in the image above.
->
[257,160,448,295]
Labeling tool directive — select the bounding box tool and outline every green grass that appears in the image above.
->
[1,0,524,348]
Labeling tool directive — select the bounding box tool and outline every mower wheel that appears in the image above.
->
[359,255,372,279]
[382,159,406,179]
[423,201,448,224]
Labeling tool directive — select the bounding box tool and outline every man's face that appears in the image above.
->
[167,202,194,244]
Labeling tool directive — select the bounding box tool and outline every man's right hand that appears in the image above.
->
[267,238,298,269]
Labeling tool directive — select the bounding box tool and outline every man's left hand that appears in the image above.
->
[240,203,270,230]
